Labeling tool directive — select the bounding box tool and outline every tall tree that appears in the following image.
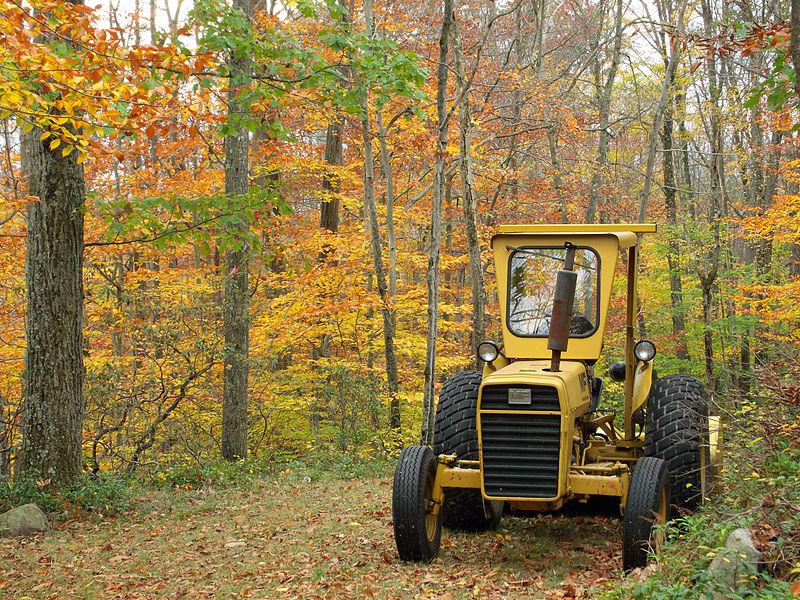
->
[421,0,453,445]
[587,0,624,223]
[656,0,690,362]
[696,0,723,393]
[360,0,400,427]
[637,0,688,222]
[17,0,87,485]
[221,0,254,461]
[452,16,486,365]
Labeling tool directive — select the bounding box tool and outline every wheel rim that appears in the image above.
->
[424,471,438,542]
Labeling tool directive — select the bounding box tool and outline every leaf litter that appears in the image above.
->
[0,475,623,599]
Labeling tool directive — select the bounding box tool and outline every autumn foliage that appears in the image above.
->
[0,0,799,488]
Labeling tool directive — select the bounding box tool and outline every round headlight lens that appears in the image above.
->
[477,340,499,363]
[634,340,657,362]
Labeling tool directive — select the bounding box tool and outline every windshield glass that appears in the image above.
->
[507,246,600,337]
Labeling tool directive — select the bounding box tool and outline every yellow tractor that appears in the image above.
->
[392,224,721,570]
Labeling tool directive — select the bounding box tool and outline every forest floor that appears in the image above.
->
[0,471,626,600]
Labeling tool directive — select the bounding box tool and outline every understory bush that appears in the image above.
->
[0,472,132,516]
[603,391,800,599]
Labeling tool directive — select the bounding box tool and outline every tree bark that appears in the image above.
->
[638,0,688,223]
[320,115,344,233]
[658,9,690,361]
[421,0,453,446]
[361,0,399,428]
[546,125,568,223]
[375,110,400,424]
[697,0,722,394]
[19,126,86,485]
[221,0,254,461]
[586,0,623,223]
[17,0,86,487]
[452,18,486,367]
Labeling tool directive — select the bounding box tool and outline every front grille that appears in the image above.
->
[480,384,560,411]
[480,413,561,499]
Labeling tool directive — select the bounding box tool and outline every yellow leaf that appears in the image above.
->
[40,130,50,141]
[49,138,61,150]
[61,144,72,157]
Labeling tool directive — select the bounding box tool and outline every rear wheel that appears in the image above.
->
[623,456,670,571]
[392,445,442,562]
[434,371,503,531]
[644,374,710,516]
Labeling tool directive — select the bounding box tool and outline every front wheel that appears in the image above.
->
[622,456,670,571]
[392,445,442,562]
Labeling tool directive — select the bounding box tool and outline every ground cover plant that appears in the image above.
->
[601,387,800,600]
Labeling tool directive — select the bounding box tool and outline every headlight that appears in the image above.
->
[634,340,657,362]
[477,340,499,363]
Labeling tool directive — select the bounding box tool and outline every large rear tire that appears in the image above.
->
[392,445,442,562]
[622,456,670,571]
[644,374,710,516]
[433,371,503,531]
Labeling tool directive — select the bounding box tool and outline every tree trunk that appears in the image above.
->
[660,83,689,361]
[221,0,254,461]
[587,0,623,224]
[546,126,568,223]
[376,110,400,424]
[698,0,722,395]
[17,0,86,487]
[320,115,344,233]
[361,0,399,428]
[452,18,486,367]
[638,0,688,223]
[421,0,452,446]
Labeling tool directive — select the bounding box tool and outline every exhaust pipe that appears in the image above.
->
[548,243,577,372]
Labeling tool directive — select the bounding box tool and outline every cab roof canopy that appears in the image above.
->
[496,224,657,250]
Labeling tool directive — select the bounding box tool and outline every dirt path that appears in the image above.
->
[0,475,623,599]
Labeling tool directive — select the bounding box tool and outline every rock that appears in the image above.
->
[707,527,762,599]
[0,504,49,537]
[224,540,246,550]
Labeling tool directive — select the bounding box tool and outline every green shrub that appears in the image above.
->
[151,458,262,489]
[0,473,132,516]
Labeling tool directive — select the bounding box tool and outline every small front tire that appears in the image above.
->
[392,445,442,562]
[622,456,670,571]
